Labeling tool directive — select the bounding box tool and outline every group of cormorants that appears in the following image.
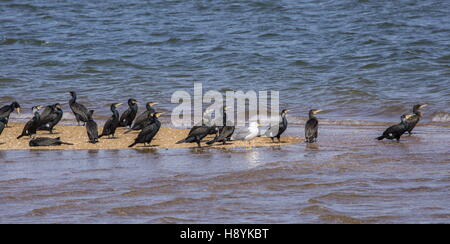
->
[0,92,428,148]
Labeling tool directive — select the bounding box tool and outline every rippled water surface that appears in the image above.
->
[1,0,449,121]
[0,0,449,223]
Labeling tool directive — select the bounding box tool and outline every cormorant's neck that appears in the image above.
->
[222,109,227,125]
[33,111,40,120]
[281,113,287,124]
[70,95,76,104]
[111,107,119,117]
[8,104,14,113]
[309,112,316,120]
[415,110,422,117]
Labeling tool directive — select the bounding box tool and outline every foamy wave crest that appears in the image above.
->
[431,112,450,123]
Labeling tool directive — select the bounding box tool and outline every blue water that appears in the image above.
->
[0,0,449,122]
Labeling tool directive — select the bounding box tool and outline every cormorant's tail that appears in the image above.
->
[176,139,186,144]
[61,142,74,145]
[377,136,385,140]
[123,129,133,134]
[98,134,104,138]
[206,138,217,145]
[177,136,197,144]
[17,135,24,139]
[128,142,137,148]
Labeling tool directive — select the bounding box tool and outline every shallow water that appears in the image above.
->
[1,125,449,223]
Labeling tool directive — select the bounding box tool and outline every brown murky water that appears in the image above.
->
[0,125,449,223]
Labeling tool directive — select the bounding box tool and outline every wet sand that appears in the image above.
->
[0,123,301,150]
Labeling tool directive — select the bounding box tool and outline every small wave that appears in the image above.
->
[258,33,280,38]
[376,21,406,28]
[401,186,439,192]
[83,58,120,65]
[360,63,384,69]
[210,46,225,52]
[286,116,388,126]
[82,58,147,70]
[431,112,450,122]
[361,39,377,45]
[120,40,145,46]
[166,37,181,43]
[291,60,310,66]
[26,204,78,217]
[408,39,435,46]
[108,205,158,216]
[153,216,190,224]
[300,205,334,215]
[35,60,64,67]
[0,38,50,46]
[5,3,38,11]
[319,214,368,224]
[437,54,450,62]
[0,178,32,184]
[0,77,22,83]
[52,74,85,80]
[250,1,284,11]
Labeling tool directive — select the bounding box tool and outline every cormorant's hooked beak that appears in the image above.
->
[16,107,21,114]
[149,102,158,106]
[420,104,428,109]
[314,109,323,114]
[224,106,229,111]
[155,112,163,117]
[115,103,123,107]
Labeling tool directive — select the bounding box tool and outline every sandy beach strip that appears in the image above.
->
[0,123,301,150]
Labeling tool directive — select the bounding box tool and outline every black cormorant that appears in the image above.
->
[128,112,162,148]
[0,101,21,126]
[188,109,215,133]
[0,117,7,139]
[405,104,427,135]
[129,102,158,131]
[17,106,43,139]
[29,137,73,147]
[86,110,99,144]
[263,109,289,142]
[99,103,122,139]
[377,114,413,142]
[206,106,235,145]
[38,103,63,134]
[69,91,89,126]
[305,109,322,143]
[177,125,215,148]
[119,98,139,128]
